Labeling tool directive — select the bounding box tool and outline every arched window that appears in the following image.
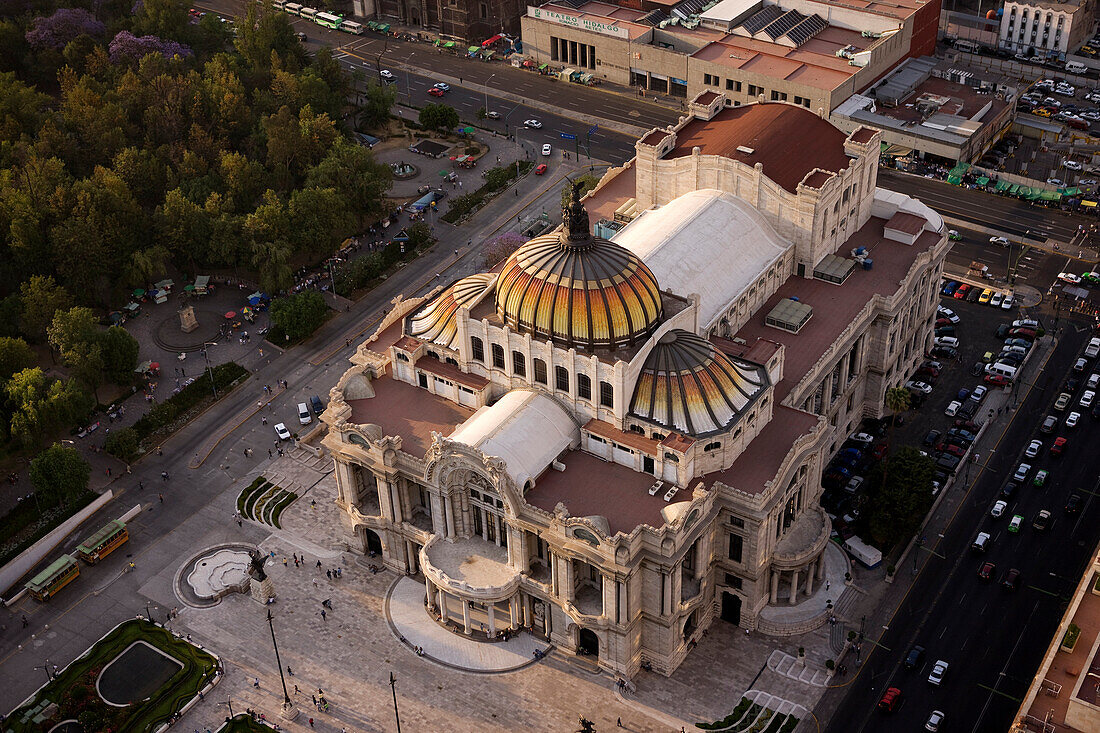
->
[555,366,569,392]
[470,337,484,362]
[534,358,547,384]
[577,374,592,399]
[512,351,526,377]
[664,452,679,463]
[629,425,644,434]
[599,381,613,407]
[396,352,409,362]
[491,343,505,369]
[704,441,721,452]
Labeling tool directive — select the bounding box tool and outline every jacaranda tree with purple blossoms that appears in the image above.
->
[25,8,105,50]
[107,30,191,62]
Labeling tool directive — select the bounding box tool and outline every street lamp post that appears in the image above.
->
[389,671,402,733]
[34,660,52,684]
[202,342,218,399]
[484,73,496,116]
[266,609,294,715]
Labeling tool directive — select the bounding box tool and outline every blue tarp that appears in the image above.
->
[409,190,443,211]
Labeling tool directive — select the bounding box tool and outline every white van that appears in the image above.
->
[986,362,1019,379]
[1086,337,1100,358]
[1067,61,1089,74]
[955,39,980,53]
[297,402,312,425]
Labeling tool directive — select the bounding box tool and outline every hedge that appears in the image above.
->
[0,491,97,569]
[5,619,218,732]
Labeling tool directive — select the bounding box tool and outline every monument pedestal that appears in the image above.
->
[279,701,300,721]
[250,576,275,604]
[179,304,199,333]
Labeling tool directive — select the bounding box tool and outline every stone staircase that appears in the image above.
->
[766,650,832,687]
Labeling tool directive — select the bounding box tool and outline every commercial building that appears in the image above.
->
[1013,539,1100,732]
[832,56,1017,164]
[519,0,941,113]
[998,0,1097,60]
[321,92,948,677]
[374,0,528,40]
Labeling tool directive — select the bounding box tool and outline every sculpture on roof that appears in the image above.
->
[563,179,591,245]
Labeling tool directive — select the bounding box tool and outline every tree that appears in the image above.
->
[863,447,935,548]
[406,221,435,251]
[6,368,93,448]
[24,9,105,50]
[305,140,392,228]
[234,0,301,70]
[46,306,97,357]
[99,326,140,384]
[0,337,35,386]
[29,443,91,509]
[418,103,458,133]
[19,275,72,343]
[356,82,395,130]
[108,31,193,63]
[269,290,328,341]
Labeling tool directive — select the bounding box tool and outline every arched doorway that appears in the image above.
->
[363,528,383,556]
[682,609,698,641]
[578,628,599,658]
[721,592,741,624]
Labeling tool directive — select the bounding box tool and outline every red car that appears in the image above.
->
[935,318,952,328]
[1051,436,1068,456]
[954,284,971,299]
[870,443,888,461]
[428,87,445,96]
[877,687,902,713]
[978,561,996,580]
[954,419,981,431]
[917,366,940,380]
[534,164,547,175]
[937,443,966,458]
[984,374,1010,387]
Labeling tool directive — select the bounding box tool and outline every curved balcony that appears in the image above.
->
[420,536,521,603]
[772,507,831,571]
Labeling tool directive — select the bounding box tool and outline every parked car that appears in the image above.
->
[1025,439,1042,457]
[991,500,1007,518]
[945,400,962,417]
[541,143,552,156]
[1009,514,1023,533]
[926,710,945,732]
[1041,415,1058,433]
[985,374,1010,387]
[931,345,958,359]
[1066,493,1083,513]
[1013,463,1032,482]
[953,284,971,299]
[906,380,933,395]
[274,422,291,440]
[937,307,960,323]
[1034,470,1049,487]
[1001,294,1015,310]
[1055,392,1072,411]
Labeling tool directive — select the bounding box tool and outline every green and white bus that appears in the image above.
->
[341,20,364,34]
[299,6,319,21]
[272,0,287,10]
[285,2,303,15]
[314,11,343,28]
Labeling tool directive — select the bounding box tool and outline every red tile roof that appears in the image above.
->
[695,90,720,105]
[705,406,820,495]
[733,218,940,403]
[885,212,926,236]
[584,419,659,453]
[640,129,670,147]
[666,103,853,193]
[526,451,669,535]
[416,357,490,390]
[803,171,835,189]
[850,126,878,144]
[392,336,421,352]
[347,377,474,456]
[660,433,696,452]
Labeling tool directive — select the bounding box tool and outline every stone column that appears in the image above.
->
[805,565,814,596]
[389,478,404,523]
[523,594,533,626]
[492,514,502,547]
[789,569,800,604]
[563,558,575,602]
[602,575,615,620]
[425,576,435,611]
[550,551,559,597]
[438,589,448,620]
[817,553,827,580]
[462,600,472,634]
[671,566,682,609]
[694,533,711,581]
[481,509,490,541]
[487,603,496,636]
[663,571,673,615]
[770,569,779,604]
[443,494,455,538]
[510,596,520,627]
[379,476,395,520]
[406,540,418,574]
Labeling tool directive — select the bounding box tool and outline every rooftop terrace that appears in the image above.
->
[347,376,474,456]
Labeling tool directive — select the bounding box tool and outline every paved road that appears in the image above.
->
[821,309,1100,733]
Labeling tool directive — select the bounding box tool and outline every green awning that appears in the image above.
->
[1061,187,1082,195]
[443,40,457,48]
[994,180,1011,191]
[376,23,390,32]
[1009,184,1020,194]
[538,63,548,70]
[468,45,479,52]
[1040,190,1062,201]
[976,176,990,186]
[367,21,379,29]
[948,163,971,177]
[947,175,962,185]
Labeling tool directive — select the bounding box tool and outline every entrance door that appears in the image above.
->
[721,592,741,624]
[643,455,654,474]
[364,528,383,556]
[418,372,428,388]
[578,628,599,657]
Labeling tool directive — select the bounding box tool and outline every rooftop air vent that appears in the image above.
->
[765,298,813,334]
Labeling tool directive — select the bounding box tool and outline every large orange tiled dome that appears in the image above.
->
[494,186,662,350]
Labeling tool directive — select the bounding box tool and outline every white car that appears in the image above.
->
[432,82,450,91]
[850,432,876,444]
[274,423,292,441]
[541,143,552,156]
[937,307,960,323]
[1013,462,1032,482]
[1081,390,1096,408]
[1058,272,1082,284]
[926,710,945,732]
[1047,177,1064,186]
[1025,439,1042,457]
[1001,293,1015,310]
[379,69,395,80]
[991,499,1008,518]
[991,292,1004,307]
[934,336,959,348]
[945,400,962,417]
[523,119,543,128]
[989,236,1010,246]
[1066,411,1081,428]
[928,659,949,686]
[906,380,933,395]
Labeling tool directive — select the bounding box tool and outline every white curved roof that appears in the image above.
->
[611,189,791,330]
[450,391,579,489]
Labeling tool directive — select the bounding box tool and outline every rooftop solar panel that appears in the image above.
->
[762,9,805,40]
[785,14,827,46]
[739,5,782,34]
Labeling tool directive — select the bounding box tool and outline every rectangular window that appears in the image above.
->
[726,79,740,91]
[728,533,743,563]
[555,366,569,392]
[577,374,592,399]
[770,90,787,101]
[512,351,526,377]
[471,337,484,362]
[599,381,613,407]
[724,573,743,590]
[534,358,547,384]
[747,84,763,97]
[491,343,505,369]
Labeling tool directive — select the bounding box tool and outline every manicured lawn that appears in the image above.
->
[219,714,279,732]
[5,619,219,732]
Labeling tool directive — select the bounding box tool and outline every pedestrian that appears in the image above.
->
[294,556,299,568]
[312,695,317,706]
[161,471,169,481]
[268,449,273,458]
[287,666,294,676]
[326,569,332,579]
[21,615,28,628]
[105,467,111,477]
[321,609,327,621]
[317,560,322,568]
[237,518,243,527]
[253,677,260,688]
[308,718,314,729]
[159,493,164,503]
[259,348,264,357]
[138,481,144,491]
[617,718,623,727]
[825,580,830,591]
[262,415,268,425]
[312,578,319,588]
[157,446,163,456]
[283,557,288,567]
